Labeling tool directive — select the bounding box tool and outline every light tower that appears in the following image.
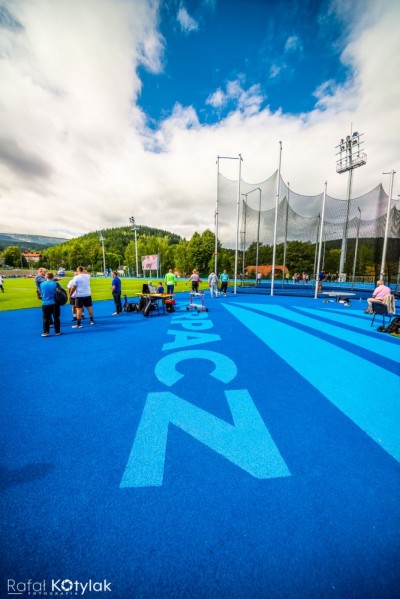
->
[99,233,106,275]
[335,130,367,277]
[129,216,139,277]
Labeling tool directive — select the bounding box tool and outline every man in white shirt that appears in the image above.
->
[69,266,95,328]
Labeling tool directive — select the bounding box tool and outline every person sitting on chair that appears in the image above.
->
[365,280,391,313]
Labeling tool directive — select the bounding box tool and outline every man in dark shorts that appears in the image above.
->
[69,266,95,329]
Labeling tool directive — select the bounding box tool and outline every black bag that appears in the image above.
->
[387,317,400,334]
[54,284,68,306]
[125,302,138,312]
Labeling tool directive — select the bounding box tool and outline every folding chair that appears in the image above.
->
[370,300,393,328]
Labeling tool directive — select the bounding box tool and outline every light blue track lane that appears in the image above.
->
[223,303,400,463]
[271,305,400,363]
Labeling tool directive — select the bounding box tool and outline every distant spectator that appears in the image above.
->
[208,271,218,298]
[164,269,176,294]
[0,274,4,293]
[35,267,47,299]
[220,269,230,296]
[111,271,122,315]
[187,269,201,293]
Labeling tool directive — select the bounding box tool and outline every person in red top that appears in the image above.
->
[366,280,391,313]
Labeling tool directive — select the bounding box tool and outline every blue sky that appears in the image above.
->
[139,0,349,124]
[0,0,399,239]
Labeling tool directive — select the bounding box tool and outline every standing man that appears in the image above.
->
[35,267,47,299]
[40,272,61,337]
[0,274,4,293]
[164,268,176,295]
[69,266,95,328]
[111,271,122,315]
[220,269,230,297]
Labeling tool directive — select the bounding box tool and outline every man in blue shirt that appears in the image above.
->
[40,272,61,336]
[111,271,122,315]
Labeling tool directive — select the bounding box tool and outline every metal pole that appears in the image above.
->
[271,141,282,296]
[241,198,247,285]
[339,167,353,275]
[380,170,395,279]
[215,157,220,275]
[242,188,261,286]
[313,216,320,280]
[234,154,243,294]
[351,207,361,287]
[256,187,261,286]
[134,229,139,277]
[99,234,106,275]
[282,182,289,287]
[314,182,327,299]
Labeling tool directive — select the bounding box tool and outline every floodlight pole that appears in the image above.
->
[129,216,139,277]
[99,233,106,275]
[282,182,290,287]
[271,141,282,296]
[215,158,220,274]
[336,130,367,277]
[314,182,327,299]
[380,170,396,279]
[242,188,261,285]
[351,207,361,287]
[216,155,242,290]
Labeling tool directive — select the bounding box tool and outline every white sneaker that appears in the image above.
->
[112,312,118,315]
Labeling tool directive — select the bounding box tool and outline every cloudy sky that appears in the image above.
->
[0,0,399,240]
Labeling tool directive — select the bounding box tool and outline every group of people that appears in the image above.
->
[35,266,95,336]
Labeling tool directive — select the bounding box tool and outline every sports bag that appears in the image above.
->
[387,317,400,335]
[54,284,68,306]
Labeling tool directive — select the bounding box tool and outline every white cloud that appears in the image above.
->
[284,35,302,52]
[0,0,399,243]
[269,64,282,79]
[177,5,199,33]
[206,79,265,116]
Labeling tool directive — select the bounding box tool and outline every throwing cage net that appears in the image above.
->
[216,170,400,292]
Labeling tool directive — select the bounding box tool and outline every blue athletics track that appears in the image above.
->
[1,292,399,599]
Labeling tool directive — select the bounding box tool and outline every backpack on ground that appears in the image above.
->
[387,316,400,336]
[54,284,68,306]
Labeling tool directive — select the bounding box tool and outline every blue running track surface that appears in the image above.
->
[1,294,399,598]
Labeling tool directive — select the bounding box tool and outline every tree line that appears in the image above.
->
[0,225,398,280]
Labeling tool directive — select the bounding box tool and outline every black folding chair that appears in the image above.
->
[370,301,392,328]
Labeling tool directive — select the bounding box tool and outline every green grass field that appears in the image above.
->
[0,276,188,312]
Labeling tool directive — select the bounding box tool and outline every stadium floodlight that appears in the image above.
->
[380,170,396,279]
[129,216,139,277]
[99,233,106,275]
[216,154,243,293]
[335,129,367,276]
[242,188,261,285]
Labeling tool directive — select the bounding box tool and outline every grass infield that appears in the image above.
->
[0,275,189,312]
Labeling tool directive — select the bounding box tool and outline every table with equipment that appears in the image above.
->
[136,293,174,316]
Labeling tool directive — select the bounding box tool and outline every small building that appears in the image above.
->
[23,252,42,263]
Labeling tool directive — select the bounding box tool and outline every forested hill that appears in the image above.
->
[0,232,68,250]
[60,225,183,255]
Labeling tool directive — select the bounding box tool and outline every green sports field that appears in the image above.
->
[0,276,186,311]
